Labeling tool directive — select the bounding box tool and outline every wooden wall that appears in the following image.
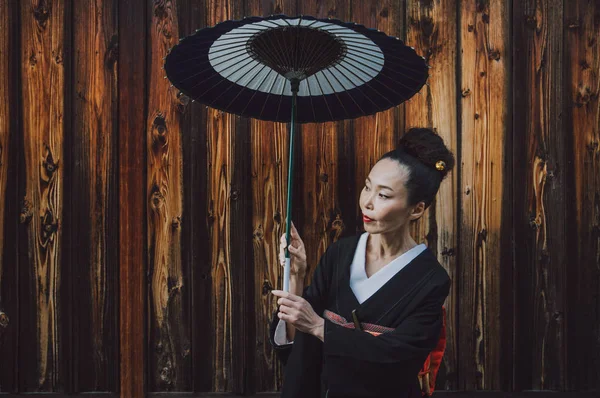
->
[0,0,598,396]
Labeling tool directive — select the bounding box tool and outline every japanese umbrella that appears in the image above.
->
[164,15,429,292]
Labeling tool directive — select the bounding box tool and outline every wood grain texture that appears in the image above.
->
[0,0,19,392]
[296,0,349,298]
[513,0,567,391]
[244,0,298,391]
[71,0,118,391]
[19,0,66,391]
[458,0,509,390]
[175,0,212,392]
[147,0,191,391]
[565,0,600,391]
[350,0,403,236]
[118,0,147,396]
[404,0,459,390]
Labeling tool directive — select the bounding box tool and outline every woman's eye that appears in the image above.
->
[379,193,389,199]
[364,185,370,191]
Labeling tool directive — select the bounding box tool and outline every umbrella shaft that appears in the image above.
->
[285,80,299,261]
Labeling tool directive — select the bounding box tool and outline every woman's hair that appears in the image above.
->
[379,127,455,209]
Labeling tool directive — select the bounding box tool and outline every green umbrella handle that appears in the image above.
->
[284,78,300,292]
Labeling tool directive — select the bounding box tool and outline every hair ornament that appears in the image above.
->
[435,160,446,171]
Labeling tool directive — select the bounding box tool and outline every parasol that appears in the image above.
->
[164,15,429,292]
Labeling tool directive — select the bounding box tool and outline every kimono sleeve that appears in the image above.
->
[323,278,450,366]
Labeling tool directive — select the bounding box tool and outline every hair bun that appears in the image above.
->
[399,128,455,179]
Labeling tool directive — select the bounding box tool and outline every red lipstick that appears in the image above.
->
[362,215,373,223]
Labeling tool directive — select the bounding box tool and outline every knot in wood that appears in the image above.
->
[150,189,165,210]
[33,1,50,28]
[253,225,264,240]
[231,190,239,201]
[262,280,273,296]
[152,115,168,143]
[273,212,282,224]
[20,200,33,224]
[379,8,388,18]
[488,49,501,61]
[319,173,328,182]
[465,186,471,195]
[441,247,455,257]
[462,88,471,98]
[171,216,181,229]
[0,311,9,328]
[43,151,58,175]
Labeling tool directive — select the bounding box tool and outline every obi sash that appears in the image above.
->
[323,307,447,397]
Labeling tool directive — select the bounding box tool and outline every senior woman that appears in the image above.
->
[270,127,455,398]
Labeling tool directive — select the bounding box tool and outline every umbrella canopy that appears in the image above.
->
[164,15,429,291]
[164,15,429,123]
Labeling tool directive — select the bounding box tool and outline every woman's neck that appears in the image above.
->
[367,229,417,260]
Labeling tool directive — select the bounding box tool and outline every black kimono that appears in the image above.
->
[270,234,450,398]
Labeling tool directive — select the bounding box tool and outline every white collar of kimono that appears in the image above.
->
[350,233,427,304]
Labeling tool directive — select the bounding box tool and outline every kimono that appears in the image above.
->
[269,233,450,398]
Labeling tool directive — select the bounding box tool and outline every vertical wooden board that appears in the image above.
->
[296,0,350,294]
[350,0,404,234]
[0,0,19,392]
[565,0,600,391]
[203,0,248,391]
[71,0,119,391]
[512,0,566,391]
[206,108,234,392]
[147,0,191,391]
[176,0,212,393]
[404,0,459,390]
[244,1,297,392]
[19,0,66,391]
[118,0,147,396]
[458,0,509,390]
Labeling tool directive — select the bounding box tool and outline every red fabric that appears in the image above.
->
[418,306,447,396]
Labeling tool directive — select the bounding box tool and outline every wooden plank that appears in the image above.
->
[175,1,212,393]
[565,0,600,391]
[458,0,509,390]
[147,0,191,391]
[350,0,404,237]
[118,0,147,396]
[19,0,66,391]
[203,0,249,392]
[512,0,567,391]
[295,0,347,302]
[71,0,119,392]
[404,0,459,391]
[0,0,19,392]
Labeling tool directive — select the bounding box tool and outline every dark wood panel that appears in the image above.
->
[458,0,509,390]
[118,0,147,396]
[19,0,67,391]
[512,0,567,391]
[0,0,19,393]
[404,0,460,390]
[146,0,191,391]
[564,0,600,391]
[175,0,212,393]
[71,0,119,392]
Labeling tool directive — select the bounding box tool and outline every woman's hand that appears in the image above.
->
[272,290,325,342]
[279,222,307,278]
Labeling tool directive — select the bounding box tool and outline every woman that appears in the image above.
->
[270,128,455,398]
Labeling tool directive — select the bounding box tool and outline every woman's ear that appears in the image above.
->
[409,201,426,221]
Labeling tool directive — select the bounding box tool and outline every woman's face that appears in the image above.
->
[359,158,423,234]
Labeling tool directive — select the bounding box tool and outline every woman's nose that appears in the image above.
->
[364,193,374,209]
